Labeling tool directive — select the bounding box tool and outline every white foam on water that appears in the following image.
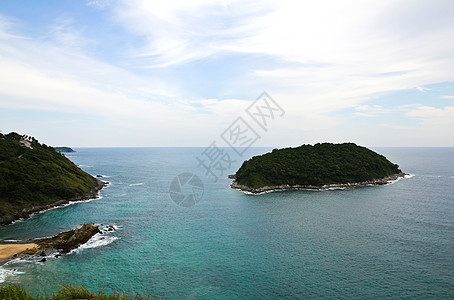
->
[387,174,415,185]
[71,234,119,253]
[10,218,24,225]
[129,182,144,186]
[69,224,121,254]
[4,250,58,266]
[238,185,350,195]
[0,266,24,283]
[27,195,104,219]
[1,224,120,283]
[69,234,119,254]
[325,187,347,190]
[237,175,415,194]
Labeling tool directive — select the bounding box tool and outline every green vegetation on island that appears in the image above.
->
[232,143,404,192]
[54,147,76,153]
[0,132,106,225]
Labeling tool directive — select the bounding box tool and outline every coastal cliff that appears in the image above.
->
[231,143,405,193]
[0,132,107,225]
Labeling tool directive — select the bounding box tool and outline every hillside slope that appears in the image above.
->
[0,132,105,224]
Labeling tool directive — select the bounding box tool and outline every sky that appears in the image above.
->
[0,0,453,147]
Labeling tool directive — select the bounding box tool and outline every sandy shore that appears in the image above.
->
[0,243,37,259]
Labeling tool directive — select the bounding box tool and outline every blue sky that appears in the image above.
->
[0,0,453,147]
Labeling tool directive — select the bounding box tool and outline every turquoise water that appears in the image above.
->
[0,147,453,299]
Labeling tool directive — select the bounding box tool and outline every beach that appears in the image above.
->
[0,243,36,259]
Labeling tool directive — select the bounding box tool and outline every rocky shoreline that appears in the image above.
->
[0,223,117,263]
[230,172,406,194]
[18,224,100,257]
[0,179,108,225]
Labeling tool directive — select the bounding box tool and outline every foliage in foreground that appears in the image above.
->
[0,284,155,300]
[235,142,402,188]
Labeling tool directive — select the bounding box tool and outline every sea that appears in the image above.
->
[0,147,453,299]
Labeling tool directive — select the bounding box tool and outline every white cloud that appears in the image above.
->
[2,1,454,146]
[0,16,250,146]
[353,105,389,117]
[416,86,431,92]
[405,105,454,127]
[110,0,454,116]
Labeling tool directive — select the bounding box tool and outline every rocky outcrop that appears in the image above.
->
[37,224,100,253]
[231,173,406,194]
[18,224,100,256]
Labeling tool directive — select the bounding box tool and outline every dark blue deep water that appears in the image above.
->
[1,147,453,299]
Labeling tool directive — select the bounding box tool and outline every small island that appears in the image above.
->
[54,146,76,153]
[0,132,107,225]
[231,143,405,193]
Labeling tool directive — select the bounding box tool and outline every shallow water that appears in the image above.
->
[0,147,453,299]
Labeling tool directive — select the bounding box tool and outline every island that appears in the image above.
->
[230,142,405,193]
[0,132,107,225]
[54,146,76,153]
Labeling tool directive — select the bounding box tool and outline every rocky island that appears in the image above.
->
[231,143,405,193]
[0,132,107,225]
[54,146,76,153]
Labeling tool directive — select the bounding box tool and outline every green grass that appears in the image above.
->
[0,284,155,300]
[0,284,34,300]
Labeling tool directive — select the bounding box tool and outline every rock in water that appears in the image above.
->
[37,224,100,253]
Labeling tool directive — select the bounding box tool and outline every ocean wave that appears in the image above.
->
[4,225,120,266]
[0,224,120,282]
[237,186,347,195]
[69,224,120,254]
[78,164,94,168]
[236,175,413,194]
[4,249,59,267]
[25,196,104,220]
[69,235,119,254]
[386,174,415,185]
[0,266,24,283]
[10,218,25,225]
[129,183,144,186]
